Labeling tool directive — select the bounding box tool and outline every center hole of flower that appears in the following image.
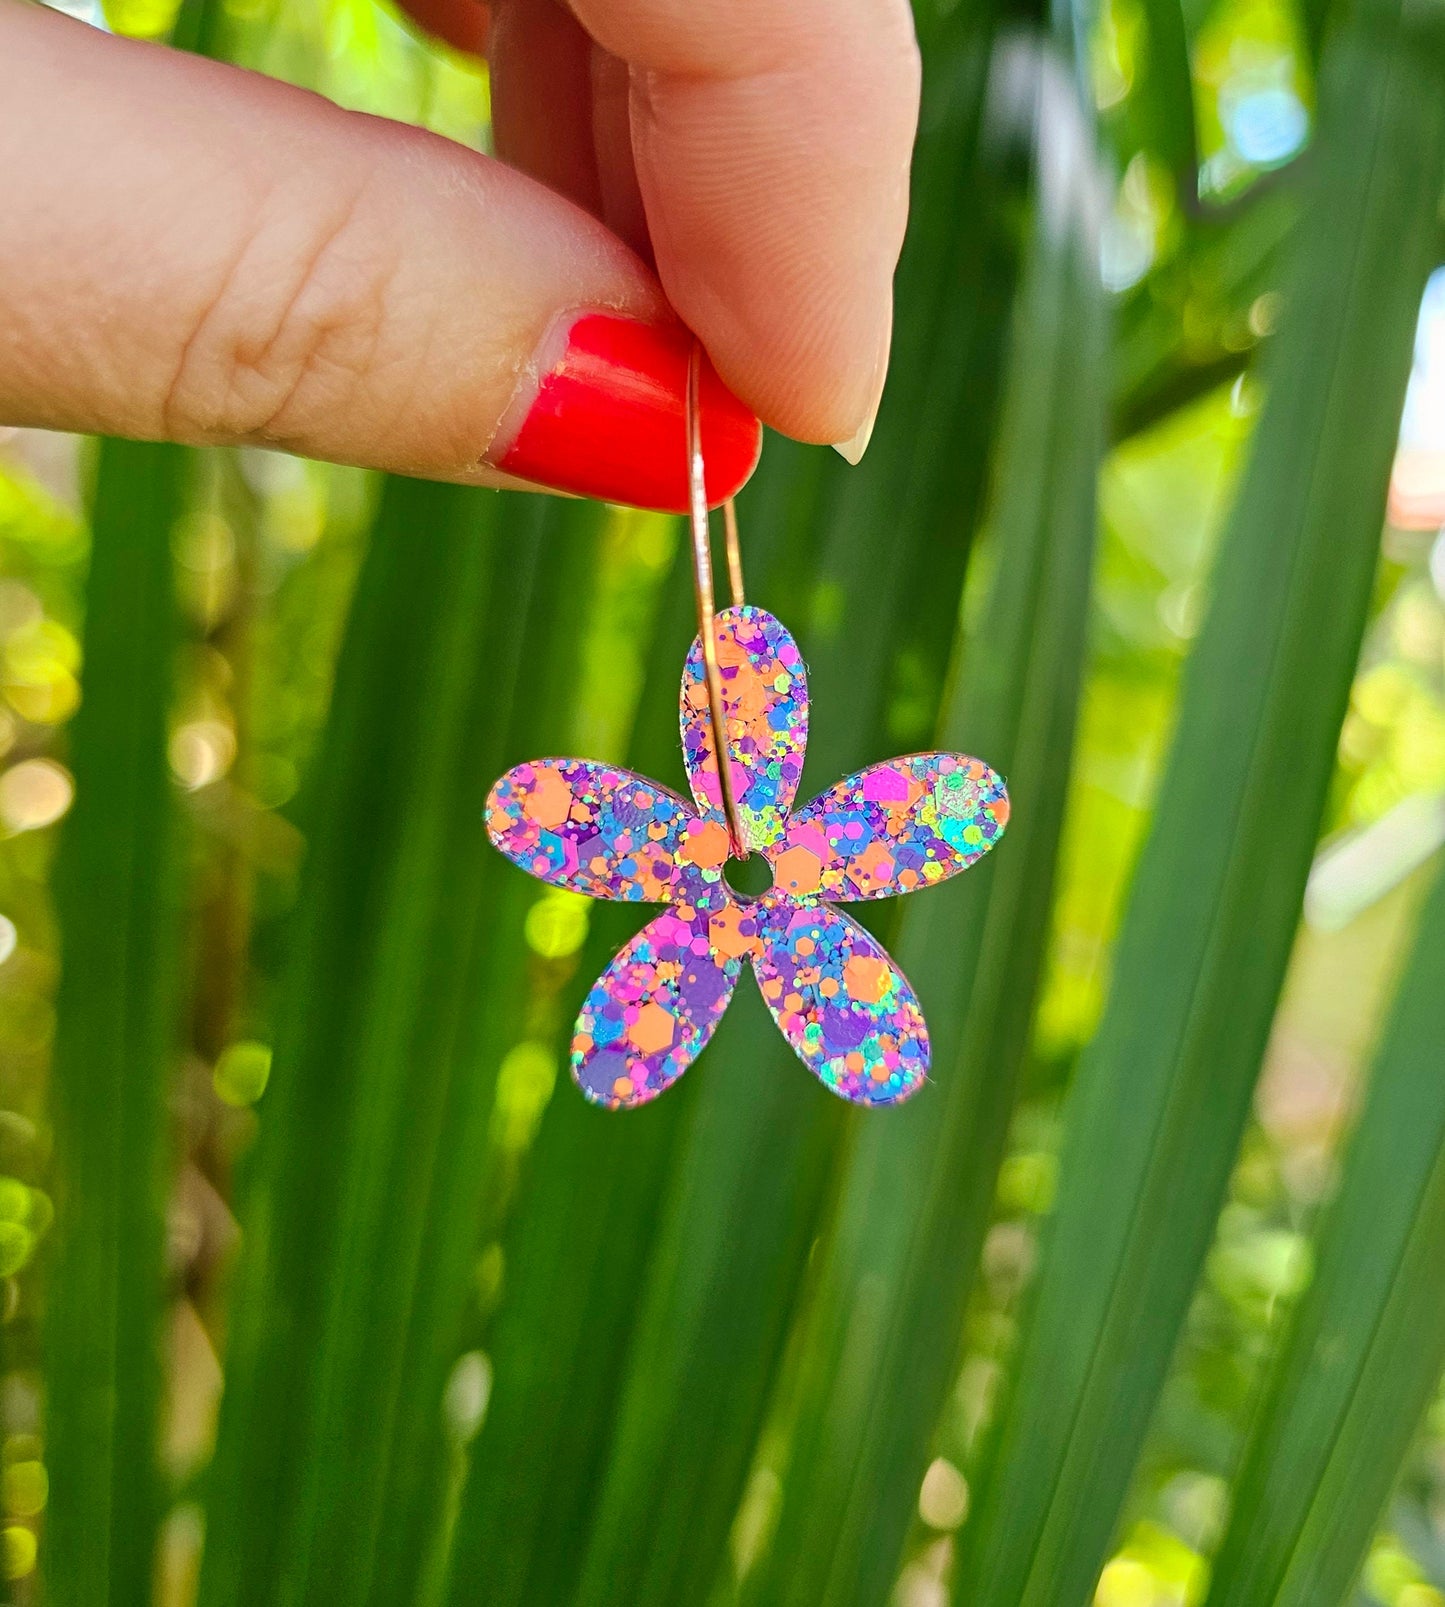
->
[723,853,773,899]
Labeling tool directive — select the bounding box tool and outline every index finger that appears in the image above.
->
[571,0,921,456]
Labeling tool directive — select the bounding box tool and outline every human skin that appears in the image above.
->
[0,0,920,510]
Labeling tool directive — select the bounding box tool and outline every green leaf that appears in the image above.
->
[434,542,718,1607]
[359,496,609,1607]
[563,994,844,1607]
[1205,857,1445,1607]
[742,36,1108,1607]
[196,483,608,1607]
[957,0,1445,1597]
[1130,0,1201,200]
[170,0,229,58]
[45,440,187,1607]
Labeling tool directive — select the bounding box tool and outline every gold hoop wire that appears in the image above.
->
[685,342,749,858]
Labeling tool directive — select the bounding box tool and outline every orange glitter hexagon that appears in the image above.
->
[628,1001,677,1055]
[773,845,822,897]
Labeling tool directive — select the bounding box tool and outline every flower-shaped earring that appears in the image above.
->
[486,605,1008,1109]
[485,342,1009,1111]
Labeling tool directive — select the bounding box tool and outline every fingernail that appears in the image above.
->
[833,307,891,466]
[489,313,761,513]
[832,404,879,466]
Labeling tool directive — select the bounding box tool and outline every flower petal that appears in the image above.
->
[769,753,1009,901]
[571,889,758,1109]
[486,759,710,902]
[751,896,929,1106]
[680,605,809,852]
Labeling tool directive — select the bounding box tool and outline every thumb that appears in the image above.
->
[0,5,759,512]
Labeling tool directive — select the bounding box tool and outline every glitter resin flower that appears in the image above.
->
[485,607,1009,1110]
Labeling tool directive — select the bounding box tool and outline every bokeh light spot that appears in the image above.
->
[0,1224,33,1280]
[524,891,589,959]
[0,1525,35,1581]
[1224,83,1307,166]
[1094,1557,1156,1607]
[1,1462,46,1521]
[3,615,81,725]
[918,1457,969,1530]
[443,1350,492,1446]
[170,719,237,790]
[0,760,73,833]
[492,1042,557,1151]
[213,1041,273,1108]
[0,1181,28,1226]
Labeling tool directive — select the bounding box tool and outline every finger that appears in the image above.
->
[0,5,758,511]
[484,0,650,256]
[566,0,921,454]
[395,0,489,56]
[589,44,651,257]
[487,0,603,217]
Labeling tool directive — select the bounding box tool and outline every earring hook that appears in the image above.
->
[686,341,749,859]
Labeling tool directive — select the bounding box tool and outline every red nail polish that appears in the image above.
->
[494,314,762,513]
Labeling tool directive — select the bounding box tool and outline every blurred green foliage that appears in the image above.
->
[3,0,1445,1603]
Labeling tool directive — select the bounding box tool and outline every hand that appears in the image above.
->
[0,0,919,511]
